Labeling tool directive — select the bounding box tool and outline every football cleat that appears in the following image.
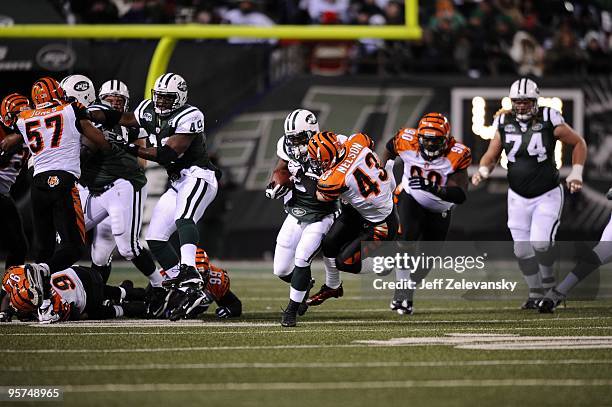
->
[538,298,556,313]
[167,287,212,321]
[24,263,47,298]
[281,307,297,327]
[306,283,343,306]
[145,285,171,319]
[521,297,542,310]
[297,278,315,316]
[37,299,60,324]
[390,299,413,315]
[162,264,203,289]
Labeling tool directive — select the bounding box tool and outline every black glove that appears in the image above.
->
[408,176,440,195]
[215,306,232,318]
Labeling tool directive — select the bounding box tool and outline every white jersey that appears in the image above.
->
[318,133,394,223]
[16,102,84,178]
[388,127,472,213]
[50,267,88,314]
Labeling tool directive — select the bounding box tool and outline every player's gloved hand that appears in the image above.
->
[408,176,440,195]
[606,187,612,201]
[287,160,302,178]
[215,306,232,318]
[0,310,12,322]
[265,182,290,200]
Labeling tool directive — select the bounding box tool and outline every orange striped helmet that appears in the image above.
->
[31,77,66,109]
[417,112,451,161]
[1,93,31,126]
[307,131,343,173]
[3,266,41,313]
[195,247,211,273]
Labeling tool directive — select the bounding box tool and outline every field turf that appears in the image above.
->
[1,264,611,407]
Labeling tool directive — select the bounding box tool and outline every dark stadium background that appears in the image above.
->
[0,0,610,259]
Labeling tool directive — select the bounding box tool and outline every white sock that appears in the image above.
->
[290,287,306,303]
[113,305,124,318]
[556,273,579,296]
[180,244,197,267]
[118,287,126,301]
[148,268,165,287]
[324,257,341,289]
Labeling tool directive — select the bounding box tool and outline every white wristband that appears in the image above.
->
[567,164,584,182]
[478,166,490,179]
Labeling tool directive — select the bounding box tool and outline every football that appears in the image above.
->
[271,167,292,187]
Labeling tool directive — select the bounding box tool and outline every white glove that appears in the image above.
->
[287,160,302,177]
[265,182,291,200]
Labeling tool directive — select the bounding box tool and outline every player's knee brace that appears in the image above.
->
[513,241,535,260]
[175,218,199,245]
[290,265,311,291]
[147,239,179,270]
[517,256,539,276]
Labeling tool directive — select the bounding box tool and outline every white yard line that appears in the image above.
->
[3,326,612,337]
[7,316,609,328]
[62,379,612,393]
[6,359,612,373]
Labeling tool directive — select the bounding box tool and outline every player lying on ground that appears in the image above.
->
[0,265,146,323]
[538,187,612,313]
[160,247,242,321]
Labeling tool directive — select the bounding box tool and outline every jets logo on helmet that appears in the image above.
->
[284,109,320,160]
[99,79,130,112]
[152,73,188,116]
[509,77,539,121]
[60,74,96,107]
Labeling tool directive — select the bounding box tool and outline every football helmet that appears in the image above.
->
[3,266,42,313]
[99,79,130,112]
[307,131,344,174]
[31,77,66,109]
[152,73,188,116]
[60,74,96,107]
[417,112,451,161]
[284,109,320,160]
[1,93,31,126]
[509,78,539,121]
[195,247,211,273]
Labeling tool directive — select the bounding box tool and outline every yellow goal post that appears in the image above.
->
[0,1,421,98]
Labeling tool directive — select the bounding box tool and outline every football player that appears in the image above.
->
[266,109,340,325]
[61,75,162,292]
[472,78,587,308]
[88,73,219,304]
[0,93,31,270]
[164,247,242,320]
[299,131,399,327]
[539,187,612,313]
[1,264,146,323]
[382,113,471,315]
[0,77,112,309]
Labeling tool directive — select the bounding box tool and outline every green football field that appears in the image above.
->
[1,265,611,407]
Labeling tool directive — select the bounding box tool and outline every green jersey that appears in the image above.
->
[80,103,147,192]
[495,107,563,198]
[134,100,212,178]
[277,136,340,223]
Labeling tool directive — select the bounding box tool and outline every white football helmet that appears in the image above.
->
[509,77,539,121]
[99,79,130,112]
[60,74,96,107]
[152,73,188,116]
[284,109,320,160]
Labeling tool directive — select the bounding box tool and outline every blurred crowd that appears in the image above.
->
[55,0,611,76]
